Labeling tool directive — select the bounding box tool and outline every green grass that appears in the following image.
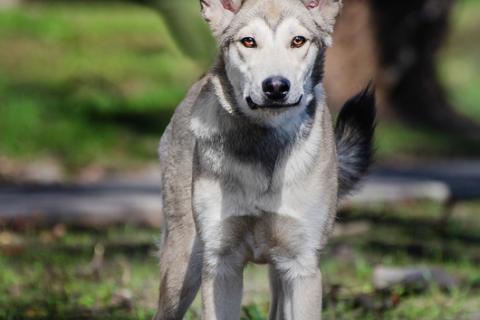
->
[0,226,159,319]
[0,2,202,172]
[440,0,480,121]
[0,1,479,173]
[2,201,480,319]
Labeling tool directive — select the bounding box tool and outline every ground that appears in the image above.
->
[2,200,480,319]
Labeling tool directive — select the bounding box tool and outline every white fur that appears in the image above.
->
[225,17,320,124]
[192,85,335,268]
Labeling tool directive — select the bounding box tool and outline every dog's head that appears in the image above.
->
[201,0,342,122]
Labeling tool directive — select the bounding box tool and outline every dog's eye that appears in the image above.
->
[291,36,307,48]
[240,37,257,48]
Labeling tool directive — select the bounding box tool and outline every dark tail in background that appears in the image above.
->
[335,86,376,199]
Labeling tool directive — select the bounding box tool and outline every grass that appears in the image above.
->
[440,0,480,121]
[0,1,479,174]
[1,201,480,319]
[0,2,202,172]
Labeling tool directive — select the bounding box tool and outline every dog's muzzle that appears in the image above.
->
[246,96,303,110]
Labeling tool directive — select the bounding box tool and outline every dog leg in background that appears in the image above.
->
[155,79,207,320]
[155,142,202,320]
[154,231,202,320]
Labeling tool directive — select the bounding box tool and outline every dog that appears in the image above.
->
[154,0,375,319]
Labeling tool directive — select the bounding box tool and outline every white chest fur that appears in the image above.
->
[191,93,338,260]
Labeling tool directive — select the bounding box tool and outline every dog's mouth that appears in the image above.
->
[246,96,303,110]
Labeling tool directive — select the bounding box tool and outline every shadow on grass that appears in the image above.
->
[335,207,480,264]
[338,208,480,244]
[1,300,152,320]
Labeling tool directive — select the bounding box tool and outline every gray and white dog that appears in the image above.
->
[155,0,375,319]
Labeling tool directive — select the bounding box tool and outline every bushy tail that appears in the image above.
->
[335,86,376,199]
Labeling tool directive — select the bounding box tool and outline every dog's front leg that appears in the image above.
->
[268,265,286,320]
[273,263,323,320]
[286,269,323,319]
[201,254,245,320]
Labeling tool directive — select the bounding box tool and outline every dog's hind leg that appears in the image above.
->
[154,227,202,320]
[155,89,203,319]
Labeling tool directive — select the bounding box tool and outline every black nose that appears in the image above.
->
[262,76,290,101]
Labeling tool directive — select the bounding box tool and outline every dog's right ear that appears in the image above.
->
[200,0,241,38]
[304,0,343,46]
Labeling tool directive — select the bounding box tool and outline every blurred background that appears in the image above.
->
[0,0,479,319]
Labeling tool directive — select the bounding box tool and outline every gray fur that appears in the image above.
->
[154,0,374,319]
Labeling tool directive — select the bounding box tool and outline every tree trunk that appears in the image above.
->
[0,0,21,9]
[326,0,479,138]
[324,0,379,113]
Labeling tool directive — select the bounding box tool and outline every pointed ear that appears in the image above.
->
[200,0,242,38]
[304,0,343,46]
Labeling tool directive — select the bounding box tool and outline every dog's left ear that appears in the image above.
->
[304,0,343,46]
[200,0,242,38]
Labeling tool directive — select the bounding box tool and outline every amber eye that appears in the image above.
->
[291,36,307,48]
[241,37,257,48]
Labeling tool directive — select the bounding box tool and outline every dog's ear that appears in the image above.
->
[304,0,342,46]
[200,0,242,38]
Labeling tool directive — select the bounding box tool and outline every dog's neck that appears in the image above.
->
[191,72,322,177]
[191,44,329,176]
